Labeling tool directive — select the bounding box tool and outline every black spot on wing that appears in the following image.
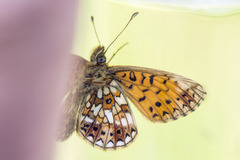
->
[84,124,90,128]
[88,133,94,139]
[155,101,161,107]
[142,89,149,92]
[156,90,161,94]
[166,100,171,104]
[117,138,123,143]
[129,71,137,81]
[131,127,136,133]
[149,107,153,112]
[149,75,155,85]
[128,84,133,89]
[117,129,121,134]
[152,113,158,118]
[139,96,146,102]
[81,127,87,132]
[106,98,112,104]
[173,108,179,112]
[163,80,167,84]
[93,126,98,131]
[141,73,146,84]
[162,111,169,116]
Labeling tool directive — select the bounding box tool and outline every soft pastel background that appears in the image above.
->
[55,0,240,160]
[0,1,77,160]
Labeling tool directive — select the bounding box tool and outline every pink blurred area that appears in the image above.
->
[0,1,78,160]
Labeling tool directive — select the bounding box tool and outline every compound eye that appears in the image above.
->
[97,56,106,64]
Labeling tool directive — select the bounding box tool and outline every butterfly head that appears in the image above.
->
[90,12,139,66]
[90,46,106,65]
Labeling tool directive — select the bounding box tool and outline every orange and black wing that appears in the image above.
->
[76,80,137,149]
[110,66,206,122]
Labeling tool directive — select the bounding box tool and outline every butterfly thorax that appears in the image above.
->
[83,46,112,91]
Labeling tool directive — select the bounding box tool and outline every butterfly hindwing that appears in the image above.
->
[76,80,137,149]
[110,66,206,122]
[57,89,82,141]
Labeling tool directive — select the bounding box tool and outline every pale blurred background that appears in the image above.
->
[55,0,240,160]
[0,1,77,160]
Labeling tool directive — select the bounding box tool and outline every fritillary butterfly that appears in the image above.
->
[57,12,206,149]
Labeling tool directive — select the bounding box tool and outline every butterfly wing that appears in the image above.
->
[57,55,87,141]
[63,54,87,94]
[76,80,137,149]
[110,66,206,122]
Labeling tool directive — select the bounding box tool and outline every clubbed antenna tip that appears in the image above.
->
[105,12,139,54]
[131,12,139,20]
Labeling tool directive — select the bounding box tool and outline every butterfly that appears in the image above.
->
[57,12,206,149]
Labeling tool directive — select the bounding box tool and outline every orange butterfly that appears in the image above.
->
[57,12,206,149]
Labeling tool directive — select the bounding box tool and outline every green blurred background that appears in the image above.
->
[54,0,240,160]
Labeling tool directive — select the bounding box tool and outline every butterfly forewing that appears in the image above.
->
[110,66,206,123]
[76,80,137,149]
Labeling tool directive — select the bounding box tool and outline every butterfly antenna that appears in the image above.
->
[104,12,138,54]
[91,16,101,45]
[107,42,128,64]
